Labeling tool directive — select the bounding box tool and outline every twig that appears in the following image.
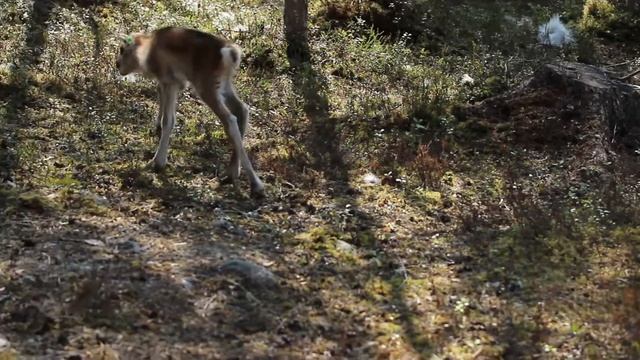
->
[604,60,634,68]
[617,67,640,81]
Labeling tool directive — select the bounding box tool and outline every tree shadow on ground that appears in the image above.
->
[0,0,112,210]
[434,117,640,357]
[0,209,289,357]
[285,37,436,356]
[289,61,350,187]
[0,0,53,187]
[0,1,218,356]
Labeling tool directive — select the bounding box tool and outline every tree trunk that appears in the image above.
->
[284,0,309,64]
[458,62,640,150]
[532,62,640,146]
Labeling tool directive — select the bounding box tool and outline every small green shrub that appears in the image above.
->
[580,0,617,32]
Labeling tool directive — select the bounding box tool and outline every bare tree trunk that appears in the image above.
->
[284,0,309,64]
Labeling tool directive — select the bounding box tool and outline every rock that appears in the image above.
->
[79,190,108,206]
[114,238,142,253]
[0,334,9,348]
[461,73,475,85]
[219,259,279,289]
[362,173,381,186]
[9,305,53,335]
[83,239,105,247]
[214,218,247,237]
[121,74,139,82]
[232,227,248,237]
[335,239,356,253]
[213,218,234,231]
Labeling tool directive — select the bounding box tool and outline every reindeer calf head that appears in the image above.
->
[116,34,145,75]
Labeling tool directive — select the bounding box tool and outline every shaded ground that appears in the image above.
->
[1,0,640,359]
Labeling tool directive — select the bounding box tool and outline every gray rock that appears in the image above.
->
[362,173,381,186]
[114,238,142,254]
[0,333,9,348]
[219,259,279,289]
[231,226,248,237]
[83,239,105,247]
[335,239,356,253]
[214,218,247,238]
[80,190,109,206]
[179,276,196,291]
[213,218,234,231]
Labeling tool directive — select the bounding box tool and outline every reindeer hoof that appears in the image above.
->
[251,184,265,199]
[146,159,166,173]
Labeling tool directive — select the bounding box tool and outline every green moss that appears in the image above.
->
[489,178,505,199]
[611,226,640,244]
[580,0,617,32]
[293,226,334,245]
[211,129,226,140]
[292,226,363,264]
[354,230,377,248]
[9,191,59,214]
[455,119,493,139]
[417,189,442,207]
[365,277,393,301]
[441,171,460,187]
[0,350,18,360]
[376,321,402,336]
[403,278,430,293]
[57,189,109,215]
[46,173,80,188]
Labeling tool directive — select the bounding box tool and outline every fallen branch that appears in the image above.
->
[618,67,640,81]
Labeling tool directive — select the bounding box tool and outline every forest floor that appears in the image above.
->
[1,0,640,359]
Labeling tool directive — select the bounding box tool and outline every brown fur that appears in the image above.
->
[116,27,264,197]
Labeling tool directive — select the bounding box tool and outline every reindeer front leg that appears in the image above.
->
[150,83,179,171]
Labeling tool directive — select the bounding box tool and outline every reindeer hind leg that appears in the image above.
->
[198,83,264,197]
[154,85,165,138]
[223,84,250,182]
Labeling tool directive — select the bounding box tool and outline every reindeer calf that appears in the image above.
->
[116,27,264,197]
